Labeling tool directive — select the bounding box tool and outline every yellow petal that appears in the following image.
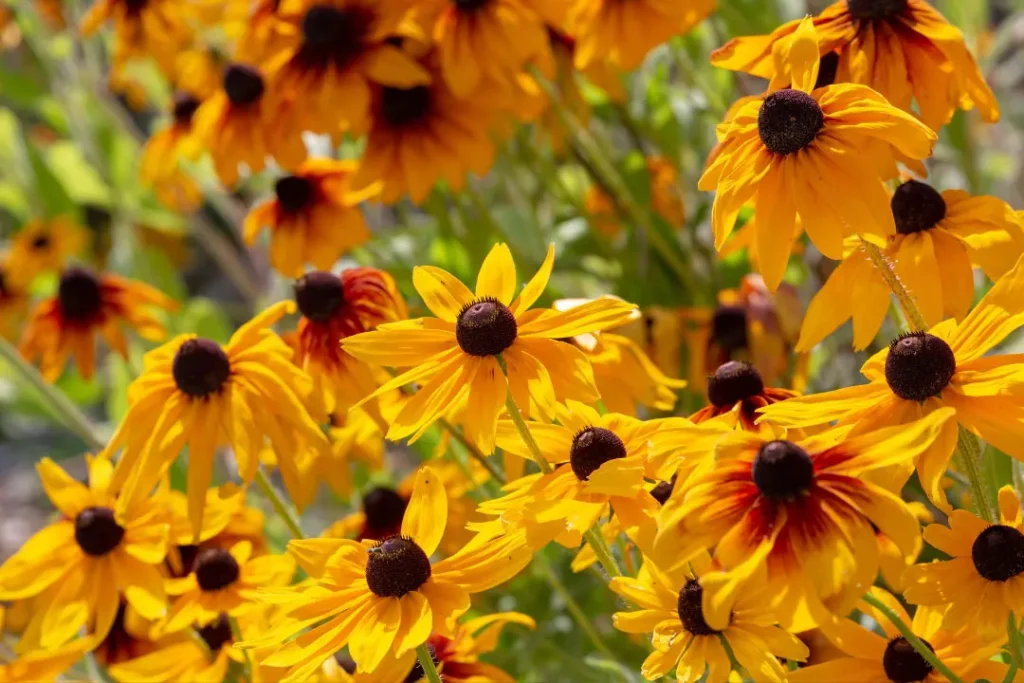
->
[412,266,474,322]
[510,244,555,315]
[475,243,517,305]
[788,17,820,93]
[401,466,448,557]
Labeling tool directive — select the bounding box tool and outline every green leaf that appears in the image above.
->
[26,140,75,218]
[179,298,232,344]
[45,141,110,206]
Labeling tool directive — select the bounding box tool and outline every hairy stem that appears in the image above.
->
[253,468,306,540]
[415,643,444,683]
[861,592,965,683]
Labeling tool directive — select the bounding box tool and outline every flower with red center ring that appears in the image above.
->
[80,0,192,69]
[689,361,798,435]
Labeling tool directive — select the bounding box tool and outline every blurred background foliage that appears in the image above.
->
[2,0,1024,680]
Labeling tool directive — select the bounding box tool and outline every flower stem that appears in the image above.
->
[861,592,965,683]
[415,643,443,683]
[496,355,553,475]
[956,426,996,522]
[537,553,617,661]
[0,336,105,451]
[439,417,507,485]
[583,528,623,579]
[1005,613,1023,683]
[253,468,306,540]
[860,240,928,331]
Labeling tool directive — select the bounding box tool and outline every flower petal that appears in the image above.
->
[401,466,447,557]
[475,243,517,305]
[412,266,474,322]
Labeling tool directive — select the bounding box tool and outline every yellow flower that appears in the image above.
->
[104,302,329,536]
[80,0,191,64]
[19,266,177,382]
[140,92,204,213]
[0,455,170,649]
[760,254,1024,513]
[903,485,1024,640]
[700,18,936,290]
[799,182,1024,351]
[712,0,1000,131]
[790,587,1012,682]
[0,639,91,683]
[240,467,534,679]
[243,161,380,279]
[652,409,957,630]
[341,243,638,453]
[4,216,87,289]
[610,555,807,683]
[690,361,798,434]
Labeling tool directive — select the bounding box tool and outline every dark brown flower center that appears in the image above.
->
[295,271,344,323]
[75,506,125,556]
[274,175,314,214]
[453,0,491,9]
[455,298,517,357]
[223,64,265,106]
[882,637,934,683]
[972,524,1024,582]
[707,361,763,408]
[172,338,231,398]
[196,613,233,651]
[381,86,432,128]
[650,475,677,506]
[365,537,432,597]
[172,91,201,126]
[334,653,357,673]
[570,427,627,481]
[194,548,240,591]
[891,180,947,235]
[58,266,103,323]
[300,5,372,68]
[362,487,408,536]
[884,333,956,402]
[752,440,814,500]
[31,233,51,250]
[758,89,824,156]
[815,52,840,89]
[677,579,718,636]
[847,0,908,20]
[712,305,749,353]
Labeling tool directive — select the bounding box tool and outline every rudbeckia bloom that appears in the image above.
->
[903,485,1024,639]
[610,555,807,682]
[799,181,1024,351]
[241,467,533,679]
[19,266,177,382]
[140,91,203,212]
[259,0,428,135]
[244,161,379,279]
[348,48,498,204]
[711,0,1000,131]
[700,18,937,290]
[4,216,87,288]
[760,254,1024,512]
[0,456,170,649]
[341,243,638,453]
[568,0,715,71]
[105,302,330,536]
[80,0,190,60]
[689,361,797,436]
[653,408,958,629]
[790,587,1012,682]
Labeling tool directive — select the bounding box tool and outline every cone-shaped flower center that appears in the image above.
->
[882,637,934,683]
[295,271,344,323]
[172,91,201,126]
[971,524,1024,582]
[275,175,315,214]
[753,440,814,500]
[707,361,764,408]
[455,298,518,357]
[381,86,432,128]
[847,0,907,20]
[677,579,718,636]
[815,52,840,89]
[58,266,103,323]
[197,613,233,651]
[75,506,125,556]
[301,5,371,67]
[365,537,432,597]
[194,548,241,591]
[891,180,947,235]
[711,305,748,352]
[650,475,677,506]
[223,64,265,106]
[570,427,627,481]
[758,89,823,156]
[362,487,408,536]
[884,333,956,402]
[172,338,231,398]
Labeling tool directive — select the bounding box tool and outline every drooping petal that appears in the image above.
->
[401,466,448,557]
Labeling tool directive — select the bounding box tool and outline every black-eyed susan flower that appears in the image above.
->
[19,266,177,382]
[568,0,714,71]
[342,243,637,453]
[712,0,1000,131]
[761,254,1024,512]
[4,216,87,288]
[789,587,1011,682]
[258,0,428,136]
[610,554,807,682]
[140,91,204,213]
[700,18,936,290]
[799,181,1024,351]
[80,0,191,61]
[690,361,797,435]
[189,63,306,186]
[104,302,329,536]
[903,485,1024,639]
[240,467,533,679]
[244,162,380,279]
[348,48,498,204]
[653,409,957,630]
[0,455,170,649]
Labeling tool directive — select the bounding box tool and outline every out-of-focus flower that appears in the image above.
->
[0,257,29,341]
[141,92,204,212]
[80,0,192,64]
[4,216,87,288]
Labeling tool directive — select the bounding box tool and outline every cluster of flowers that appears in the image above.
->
[2,0,1024,682]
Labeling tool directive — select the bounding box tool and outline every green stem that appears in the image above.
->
[1005,613,1022,683]
[717,634,753,682]
[957,426,996,522]
[538,553,617,660]
[583,527,622,579]
[496,355,553,475]
[0,337,105,451]
[253,468,306,540]
[439,417,506,485]
[415,643,444,683]
[861,593,965,683]
[860,240,928,331]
